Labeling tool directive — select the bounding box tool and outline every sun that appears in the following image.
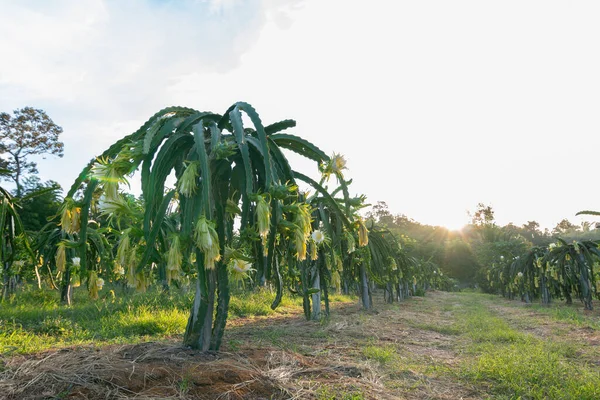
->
[439,219,466,232]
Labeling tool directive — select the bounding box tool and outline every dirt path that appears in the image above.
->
[224,293,484,400]
[3,291,597,399]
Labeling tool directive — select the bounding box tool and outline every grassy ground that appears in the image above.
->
[0,285,352,355]
[1,288,600,399]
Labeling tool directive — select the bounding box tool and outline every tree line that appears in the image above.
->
[367,201,600,291]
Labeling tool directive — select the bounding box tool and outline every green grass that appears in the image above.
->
[378,292,600,399]
[464,341,599,399]
[362,343,396,364]
[0,284,353,354]
[316,385,365,400]
[452,293,600,399]
[0,285,191,354]
[228,289,302,317]
[228,290,354,318]
[529,303,600,330]
[458,306,525,344]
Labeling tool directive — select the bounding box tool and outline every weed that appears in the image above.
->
[227,339,242,351]
[316,385,365,400]
[362,344,396,364]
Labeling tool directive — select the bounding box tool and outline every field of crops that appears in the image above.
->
[0,100,598,400]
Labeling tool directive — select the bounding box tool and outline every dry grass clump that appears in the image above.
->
[0,342,288,400]
[0,341,384,400]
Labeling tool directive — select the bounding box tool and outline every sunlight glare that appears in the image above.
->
[440,219,465,232]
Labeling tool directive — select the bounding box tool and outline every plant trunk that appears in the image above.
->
[60,268,72,306]
[383,284,389,303]
[564,287,572,305]
[14,159,22,198]
[184,256,216,351]
[385,282,393,303]
[310,263,321,320]
[299,259,311,320]
[359,263,371,310]
[323,281,330,316]
[1,263,10,301]
[578,254,593,311]
[342,279,349,295]
[255,242,267,287]
[210,264,230,350]
[9,276,17,294]
[257,261,266,287]
[319,253,330,317]
[157,261,169,292]
[540,275,550,305]
[34,264,42,289]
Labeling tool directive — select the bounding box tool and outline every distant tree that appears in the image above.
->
[552,218,579,236]
[572,211,600,240]
[0,185,34,300]
[442,239,480,284]
[504,220,552,246]
[468,203,495,226]
[367,201,395,227]
[392,214,421,232]
[581,221,592,232]
[0,107,64,197]
[470,226,531,292]
[18,176,62,232]
[522,220,541,236]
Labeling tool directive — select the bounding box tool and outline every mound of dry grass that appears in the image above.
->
[0,341,289,399]
[0,339,386,399]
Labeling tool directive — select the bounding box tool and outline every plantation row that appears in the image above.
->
[486,238,600,310]
[0,103,454,351]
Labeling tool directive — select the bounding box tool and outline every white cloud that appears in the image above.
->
[0,0,300,110]
[1,0,600,231]
[0,0,302,192]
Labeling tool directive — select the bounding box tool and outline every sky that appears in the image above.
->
[1,0,600,231]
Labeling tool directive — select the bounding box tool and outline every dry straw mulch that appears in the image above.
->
[0,340,385,400]
[1,342,288,399]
